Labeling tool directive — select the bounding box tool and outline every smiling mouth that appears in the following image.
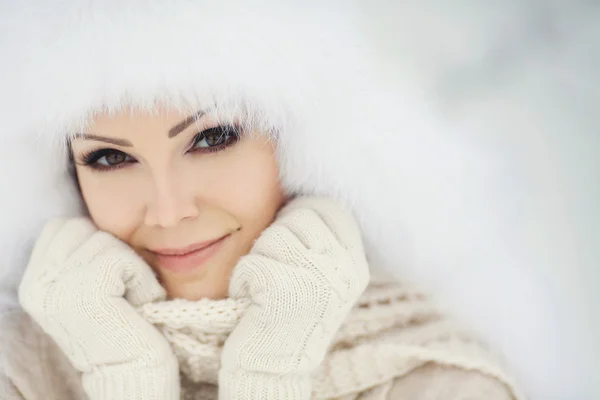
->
[149,235,228,256]
[148,234,231,273]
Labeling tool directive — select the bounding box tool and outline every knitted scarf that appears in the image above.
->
[138,275,524,400]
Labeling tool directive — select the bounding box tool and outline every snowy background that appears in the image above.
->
[361,1,599,398]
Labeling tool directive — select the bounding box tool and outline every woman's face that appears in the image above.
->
[70,108,286,300]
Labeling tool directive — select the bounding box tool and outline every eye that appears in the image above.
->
[80,149,134,170]
[190,125,240,152]
[97,151,130,166]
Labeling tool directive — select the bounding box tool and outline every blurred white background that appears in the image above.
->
[359,1,599,398]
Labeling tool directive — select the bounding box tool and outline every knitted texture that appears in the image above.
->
[0,277,525,400]
[4,209,525,399]
[217,197,371,399]
[17,218,180,400]
[138,275,526,400]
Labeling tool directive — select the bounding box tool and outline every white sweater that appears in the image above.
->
[1,273,525,399]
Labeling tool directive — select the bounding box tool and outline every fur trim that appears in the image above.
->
[0,1,598,398]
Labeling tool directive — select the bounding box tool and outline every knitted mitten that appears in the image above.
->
[219,197,370,399]
[19,218,180,400]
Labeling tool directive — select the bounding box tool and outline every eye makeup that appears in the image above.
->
[74,124,241,172]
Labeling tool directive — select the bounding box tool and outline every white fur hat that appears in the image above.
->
[0,1,598,398]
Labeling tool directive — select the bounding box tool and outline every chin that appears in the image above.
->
[159,267,230,301]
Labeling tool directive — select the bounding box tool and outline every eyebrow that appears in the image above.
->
[75,134,133,147]
[168,110,205,138]
[75,109,206,145]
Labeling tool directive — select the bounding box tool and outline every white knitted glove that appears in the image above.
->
[219,197,370,399]
[18,218,180,400]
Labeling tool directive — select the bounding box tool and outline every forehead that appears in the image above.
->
[86,108,194,135]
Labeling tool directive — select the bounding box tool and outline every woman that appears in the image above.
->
[0,1,595,399]
[2,104,524,399]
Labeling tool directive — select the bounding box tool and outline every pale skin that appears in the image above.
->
[70,107,286,300]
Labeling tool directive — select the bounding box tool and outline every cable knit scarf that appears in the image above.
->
[138,276,524,400]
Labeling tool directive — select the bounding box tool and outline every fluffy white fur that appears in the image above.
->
[0,1,597,399]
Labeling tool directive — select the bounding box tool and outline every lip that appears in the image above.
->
[149,234,230,274]
[150,236,227,256]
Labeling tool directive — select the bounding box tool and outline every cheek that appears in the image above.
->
[77,169,144,240]
[202,140,285,235]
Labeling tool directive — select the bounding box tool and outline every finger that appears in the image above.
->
[281,197,364,252]
[24,218,97,285]
[46,218,98,261]
[122,250,166,306]
[279,198,370,298]
[72,231,166,305]
[251,223,307,264]
[277,205,339,253]
[26,218,68,267]
[229,254,316,303]
[228,255,266,300]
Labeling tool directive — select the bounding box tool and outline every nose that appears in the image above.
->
[144,170,200,228]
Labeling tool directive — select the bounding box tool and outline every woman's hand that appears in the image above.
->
[18,218,180,400]
[219,197,370,399]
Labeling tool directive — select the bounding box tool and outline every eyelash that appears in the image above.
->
[78,125,241,172]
